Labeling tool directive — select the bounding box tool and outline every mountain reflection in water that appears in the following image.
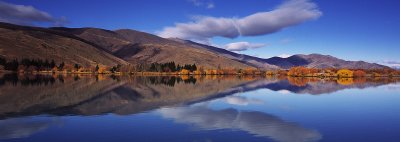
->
[0,74,399,119]
[0,74,399,142]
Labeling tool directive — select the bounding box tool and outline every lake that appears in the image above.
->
[0,74,399,142]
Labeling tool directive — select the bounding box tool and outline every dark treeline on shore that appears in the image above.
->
[0,57,199,74]
[1,57,400,77]
[147,62,197,72]
[0,57,63,71]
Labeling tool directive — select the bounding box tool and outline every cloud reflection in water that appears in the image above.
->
[159,106,322,142]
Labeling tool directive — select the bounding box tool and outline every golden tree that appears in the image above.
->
[337,69,353,78]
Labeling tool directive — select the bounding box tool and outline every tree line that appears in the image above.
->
[148,62,197,72]
[0,57,63,71]
[2,57,399,77]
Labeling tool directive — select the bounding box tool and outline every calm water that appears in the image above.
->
[0,74,399,142]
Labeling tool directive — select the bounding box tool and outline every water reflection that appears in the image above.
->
[0,74,399,141]
[225,96,264,106]
[0,117,60,139]
[0,74,399,119]
[159,106,322,142]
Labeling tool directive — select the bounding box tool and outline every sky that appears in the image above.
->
[1,0,399,67]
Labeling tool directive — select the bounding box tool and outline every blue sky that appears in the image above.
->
[1,0,399,67]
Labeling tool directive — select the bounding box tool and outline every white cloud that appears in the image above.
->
[0,1,67,26]
[379,60,400,69]
[225,96,263,106]
[224,42,266,51]
[278,54,292,58]
[189,0,215,9]
[159,0,321,41]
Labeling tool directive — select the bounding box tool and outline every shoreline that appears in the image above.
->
[1,71,399,78]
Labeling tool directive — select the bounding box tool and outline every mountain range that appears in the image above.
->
[0,22,389,70]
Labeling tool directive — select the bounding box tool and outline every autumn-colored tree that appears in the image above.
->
[243,68,257,75]
[288,66,308,77]
[205,69,217,75]
[180,69,190,75]
[337,69,353,78]
[97,66,108,74]
[195,66,205,75]
[353,70,366,77]
[324,69,337,77]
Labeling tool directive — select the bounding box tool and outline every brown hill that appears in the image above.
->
[0,22,390,70]
[0,22,128,67]
[52,27,255,69]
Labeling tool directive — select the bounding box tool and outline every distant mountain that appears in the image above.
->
[169,38,279,69]
[0,22,390,70]
[168,39,389,70]
[265,54,388,69]
[0,22,128,67]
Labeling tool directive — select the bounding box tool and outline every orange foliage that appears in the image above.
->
[287,66,309,77]
[205,69,217,75]
[180,69,190,75]
[353,70,366,77]
[97,66,108,74]
[337,69,353,78]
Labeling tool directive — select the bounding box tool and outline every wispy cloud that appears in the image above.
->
[159,0,322,42]
[378,60,400,69]
[189,0,215,9]
[0,1,67,26]
[224,42,266,52]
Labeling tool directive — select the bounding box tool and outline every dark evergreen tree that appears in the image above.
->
[95,65,99,72]
[0,57,5,65]
[176,64,182,71]
[50,60,56,68]
[58,62,65,71]
[4,59,19,71]
[192,64,197,71]
[74,64,80,71]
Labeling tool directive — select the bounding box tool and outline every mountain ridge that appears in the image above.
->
[0,22,390,70]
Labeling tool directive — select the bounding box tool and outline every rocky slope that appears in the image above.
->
[52,28,255,69]
[0,22,128,67]
[0,22,390,70]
